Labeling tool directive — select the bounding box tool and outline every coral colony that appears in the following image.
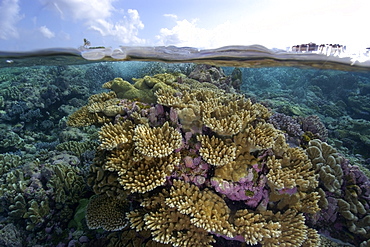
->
[0,64,369,247]
[66,70,368,246]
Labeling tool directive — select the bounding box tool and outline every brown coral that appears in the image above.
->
[127,189,216,247]
[267,147,320,214]
[86,193,128,231]
[67,91,117,127]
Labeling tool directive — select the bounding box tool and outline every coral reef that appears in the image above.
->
[74,73,330,246]
[1,63,370,247]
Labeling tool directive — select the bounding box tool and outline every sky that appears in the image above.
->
[0,0,369,52]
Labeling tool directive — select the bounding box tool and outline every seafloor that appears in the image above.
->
[0,61,369,247]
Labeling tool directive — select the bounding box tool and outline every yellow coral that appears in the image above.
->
[234,209,281,245]
[99,120,134,150]
[262,209,308,247]
[302,228,321,247]
[165,180,235,237]
[197,135,236,167]
[127,191,215,247]
[133,122,183,158]
[106,150,180,193]
[266,147,320,214]
[243,122,279,152]
[144,207,214,247]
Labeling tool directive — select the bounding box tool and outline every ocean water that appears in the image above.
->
[0,46,369,247]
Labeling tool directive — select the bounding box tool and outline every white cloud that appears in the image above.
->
[163,14,177,19]
[156,19,239,48]
[89,9,145,44]
[39,25,55,38]
[0,0,23,40]
[40,0,145,44]
[155,0,370,49]
[40,0,114,22]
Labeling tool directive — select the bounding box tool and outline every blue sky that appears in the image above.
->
[0,0,369,51]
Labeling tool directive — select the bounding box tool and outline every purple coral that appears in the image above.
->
[268,112,303,137]
[268,112,303,147]
[211,169,269,208]
[300,115,328,141]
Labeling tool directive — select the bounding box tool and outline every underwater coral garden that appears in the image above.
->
[0,63,369,247]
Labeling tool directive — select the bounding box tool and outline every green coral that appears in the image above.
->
[0,154,22,176]
[8,193,27,219]
[46,163,85,206]
[23,199,50,231]
[0,129,24,151]
[0,169,27,197]
[56,140,98,157]
[68,198,89,231]
[108,73,178,103]
[0,223,22,247]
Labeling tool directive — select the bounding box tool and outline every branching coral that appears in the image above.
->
[165,180,235,237]
[233,209,281,245]
[197,135,236,167]
[133,122,182,158]
[266,147,320,214]
[67,91,117,127]
[99,120,134,150]
[101,120,182,194]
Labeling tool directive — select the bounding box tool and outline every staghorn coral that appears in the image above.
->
[261,209,309,247]
[126,189,216,247]
[86,193,129,231]
[266,147,320,214]
[302,228,321,247]
[108,150,181,193]
[144,207,215,247]
[101,120,182,194]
